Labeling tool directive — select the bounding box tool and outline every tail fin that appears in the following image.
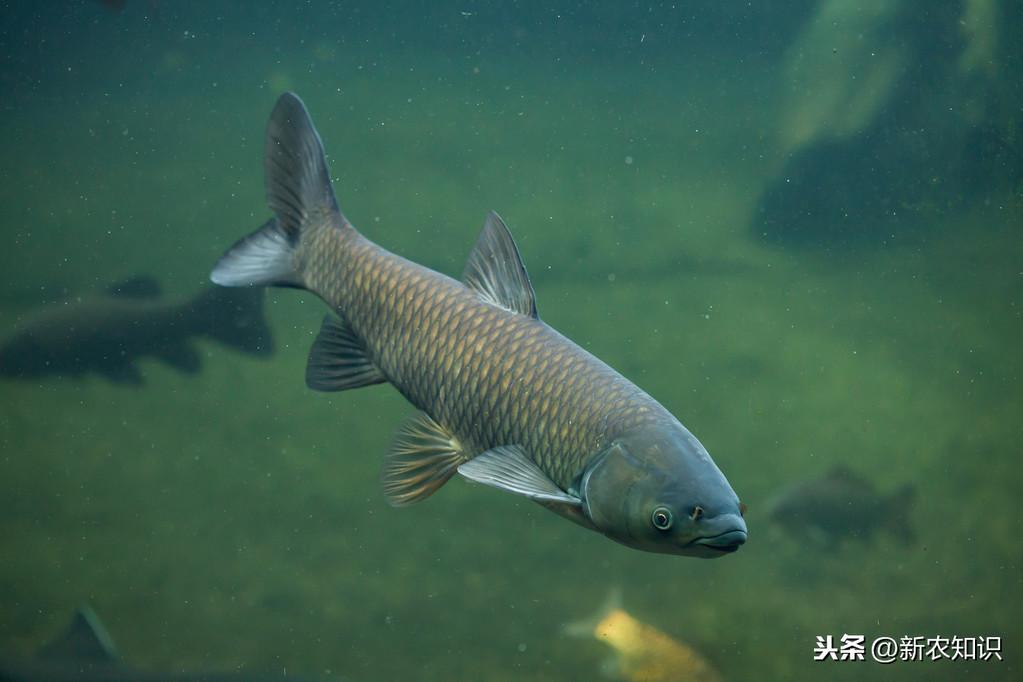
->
[885,483,916,543]
[210,217,301,288]
[193,286,274,356]
[210,92,343,288]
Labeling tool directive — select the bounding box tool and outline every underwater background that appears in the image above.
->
[0,1,1020,681]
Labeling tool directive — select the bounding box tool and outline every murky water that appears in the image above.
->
[1,2,1020,681]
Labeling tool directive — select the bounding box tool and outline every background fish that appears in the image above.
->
[209,92,747,557]
[566,595,723,682]
[765,465,915,545]
[0,606,312,682]
[0,277,273,385]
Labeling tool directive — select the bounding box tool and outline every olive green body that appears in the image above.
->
[299,219,672,490]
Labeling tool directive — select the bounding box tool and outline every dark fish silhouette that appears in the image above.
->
[765,465,915,545]
[0,277,273,385]
[210,93,746,557]
[0,606,309,682]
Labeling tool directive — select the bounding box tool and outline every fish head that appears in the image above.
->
[593,608,644,653]
[580,422,747,557]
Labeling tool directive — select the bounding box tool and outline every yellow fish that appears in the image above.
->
[569,600,723,682]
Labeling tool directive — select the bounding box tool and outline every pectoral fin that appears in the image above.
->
[458,445,580,504]
[305,314,386,391]
[382,412,466,506]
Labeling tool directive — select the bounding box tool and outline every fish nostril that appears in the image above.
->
[690,505,704,521]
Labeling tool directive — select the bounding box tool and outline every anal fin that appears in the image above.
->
[306,314,386,391]
[383,412,466,507]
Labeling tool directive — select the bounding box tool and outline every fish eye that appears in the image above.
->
[651,507,673,531]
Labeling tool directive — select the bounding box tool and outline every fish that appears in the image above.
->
[765,465,915,545]
[0,277,273,385]
[565,595,723,682]
[0,606,311,682]
[209,92,746,557]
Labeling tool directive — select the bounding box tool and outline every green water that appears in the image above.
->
[1,3,1020,681]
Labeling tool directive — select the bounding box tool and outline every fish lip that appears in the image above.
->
[690,529,748,553]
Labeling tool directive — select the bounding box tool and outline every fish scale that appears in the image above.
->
[298,223,670,490]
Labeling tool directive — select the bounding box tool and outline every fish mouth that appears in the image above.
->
[692,529,748,553]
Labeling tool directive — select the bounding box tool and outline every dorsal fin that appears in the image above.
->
[461,212,538,318]
[37,606,118,662]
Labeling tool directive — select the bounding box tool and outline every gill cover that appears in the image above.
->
[581,440,653,541]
